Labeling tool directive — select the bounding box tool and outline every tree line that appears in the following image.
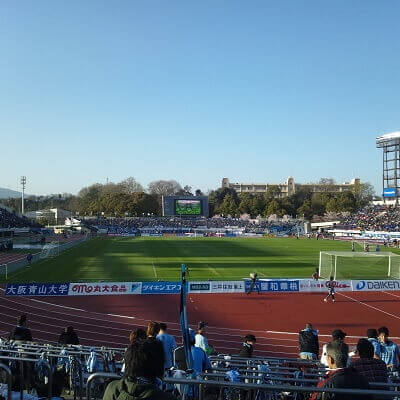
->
[0,177,374,221]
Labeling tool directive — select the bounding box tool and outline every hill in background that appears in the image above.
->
[0,187,23,199]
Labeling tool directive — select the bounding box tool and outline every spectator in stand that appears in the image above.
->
[377,326,400,371]
[238,334,257,358]
[351,339,388,385]
[129,328,147,344]
[174,329,211,374]
[299,323,319,360]
[147,321,161,339]
[156,323,177,370]
[195,321,214,355]
[58,326,79,345]
[9,314,33,342]
[367,329,381,359]
[311,341,370,400]
[103,339,177,400]
[321,330,347,367]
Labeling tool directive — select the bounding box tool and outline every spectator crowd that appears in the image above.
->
[84,216,300,235]
[340,205,400,232]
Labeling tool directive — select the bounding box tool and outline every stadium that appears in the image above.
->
[2,3,400,398]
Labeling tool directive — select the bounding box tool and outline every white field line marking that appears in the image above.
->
[208,266,221,276]
[338,292,400,321]
[152,261,158,279]
[3,288,400,340]
[382,291,400,299]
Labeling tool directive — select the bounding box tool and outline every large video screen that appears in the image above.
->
[175,199,202,215]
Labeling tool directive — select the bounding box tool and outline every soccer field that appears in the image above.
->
[5,236,399,284]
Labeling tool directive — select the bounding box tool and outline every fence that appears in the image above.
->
[86,372,400,400]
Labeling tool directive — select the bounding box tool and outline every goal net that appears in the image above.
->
[319,251,400,280]
[40,242,59,259]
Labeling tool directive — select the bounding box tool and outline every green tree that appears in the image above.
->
[266,200,281,216]
[219,194,238,216]
[297,200,313,220]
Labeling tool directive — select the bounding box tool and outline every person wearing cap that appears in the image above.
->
[321,329,347,367]
[366,328,382,359]
[299,323,319,360]
[238,334,256,358]
[195,322,214,355]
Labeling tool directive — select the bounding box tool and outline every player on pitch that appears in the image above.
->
[247,273,260,294]
[324,276,335,303]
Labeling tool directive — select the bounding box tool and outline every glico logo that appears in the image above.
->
[325,281,351,289]
[356,281,366,290]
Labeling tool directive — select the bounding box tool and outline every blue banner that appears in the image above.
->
[245,280,299,293]
[141,281,181,294]
[6,283,70,296]
[383,188,396,197]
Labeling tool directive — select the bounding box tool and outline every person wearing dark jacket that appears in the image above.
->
[9,315,32,342]
[299,323,319,360]
[238,334,256,358]
[103,339,177,400]
[311,341,370,400]
[58,326,79,345]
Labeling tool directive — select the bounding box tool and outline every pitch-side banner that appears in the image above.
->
[299,280,352,292]
[353,280,400,291]
[68,282,142,296]
[188,281,245,293]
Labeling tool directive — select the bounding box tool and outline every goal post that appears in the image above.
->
[319,251,400,280]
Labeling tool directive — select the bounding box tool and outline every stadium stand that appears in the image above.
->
[340,205,400,232]
[0,322,397,399]
[0,206,40,229]
[83,216,300,235]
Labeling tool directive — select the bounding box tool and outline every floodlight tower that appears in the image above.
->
[376,132,400,206]
[20,176,26,214]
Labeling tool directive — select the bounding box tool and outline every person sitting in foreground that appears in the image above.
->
[350,338,388,385]
[9,314,33,342]
[103,339,177,400]
[311,341,370,400]
[58,326,79,345]
[238,334,257,358]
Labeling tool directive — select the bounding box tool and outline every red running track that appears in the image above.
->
[0,289,399,357]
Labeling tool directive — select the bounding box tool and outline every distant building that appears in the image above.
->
[221,177,360,197]
[25,208,71,224]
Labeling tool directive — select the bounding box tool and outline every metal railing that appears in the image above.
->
[86,372,399,400]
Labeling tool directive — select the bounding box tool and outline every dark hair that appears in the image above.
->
[377,326,389,336]
[159,322,167,331]
[129,328,147,344]
[357,338,374,359]
[147,321,160,337]
[330,276,334,281]
[326,341,349,368]
[366,328,378,339]
[331,329,346,341]
[18,315,27,326]
[124,339,165,380]
[66,326,74,334]
[244,334,256,342]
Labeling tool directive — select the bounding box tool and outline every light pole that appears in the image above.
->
[20,176,26,214]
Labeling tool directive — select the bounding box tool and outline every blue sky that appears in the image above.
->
[1,0,399,195]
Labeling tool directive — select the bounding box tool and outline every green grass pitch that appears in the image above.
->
[4,237,399,283]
